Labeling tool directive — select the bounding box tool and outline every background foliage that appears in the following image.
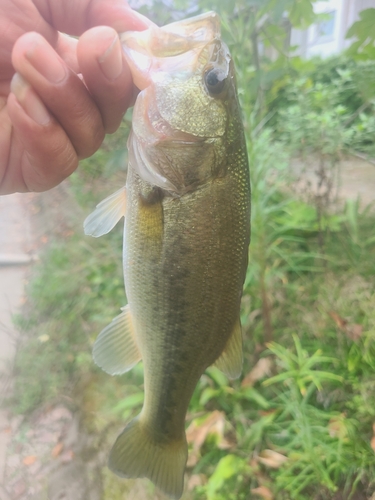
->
[10,1,375,499]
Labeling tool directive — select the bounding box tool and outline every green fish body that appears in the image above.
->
[84,11,250,500]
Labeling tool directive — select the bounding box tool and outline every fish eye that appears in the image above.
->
[204,68,226,96]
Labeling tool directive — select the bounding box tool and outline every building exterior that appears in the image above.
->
[291,0,375,58]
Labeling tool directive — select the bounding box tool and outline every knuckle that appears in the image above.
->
[61,100,105,159]
[34,133,78,179]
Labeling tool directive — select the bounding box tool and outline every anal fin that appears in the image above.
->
[213,319,243,379]
[84,186,126,237]
[93,304,141,375]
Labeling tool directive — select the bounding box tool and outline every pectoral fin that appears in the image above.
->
[93,305,141,375]
[84,187,126,237]
[213,319,243,379]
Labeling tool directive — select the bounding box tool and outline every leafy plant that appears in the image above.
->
[346,8,375,60]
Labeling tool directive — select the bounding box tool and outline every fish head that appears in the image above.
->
[121,12,240,194]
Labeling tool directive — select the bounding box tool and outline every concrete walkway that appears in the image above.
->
[0,193,34,493]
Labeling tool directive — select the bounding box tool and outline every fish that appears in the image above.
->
[83,11,250,500]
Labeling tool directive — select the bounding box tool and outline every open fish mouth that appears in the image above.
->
[120,11,232,194]
[120,11,223,91]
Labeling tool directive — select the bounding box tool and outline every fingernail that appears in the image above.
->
[26,37,66,84]
[11,73,51,126]
[98,35,123,81]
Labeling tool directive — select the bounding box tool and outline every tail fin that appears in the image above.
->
[108,417,188,500]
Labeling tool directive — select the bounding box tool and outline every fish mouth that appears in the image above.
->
[122,12,230,194]
[120,11,221,91]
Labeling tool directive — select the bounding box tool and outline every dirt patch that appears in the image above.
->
[3,404,105,500]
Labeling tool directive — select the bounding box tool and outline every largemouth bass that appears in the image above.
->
[84,11,250,500]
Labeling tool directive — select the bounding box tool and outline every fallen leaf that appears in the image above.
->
[242,358,273,387]
[23,455,37,466]
[250,458,259,469]
[251,486,274,500]
[186,411,232,467]
[346,324,363,342]
[328,414,348,439]
[187,474,207,490]
[51,442,63,458]
[258,450,287,469]
[61,449,75,463]
[328,312,363,342]
[12,478,27,497]
[259,409,277,417]
[329,311,347,330]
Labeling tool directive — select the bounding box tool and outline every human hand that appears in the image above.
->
[0,0,152,194]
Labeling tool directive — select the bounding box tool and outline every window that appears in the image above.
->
[315,10,336,42]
